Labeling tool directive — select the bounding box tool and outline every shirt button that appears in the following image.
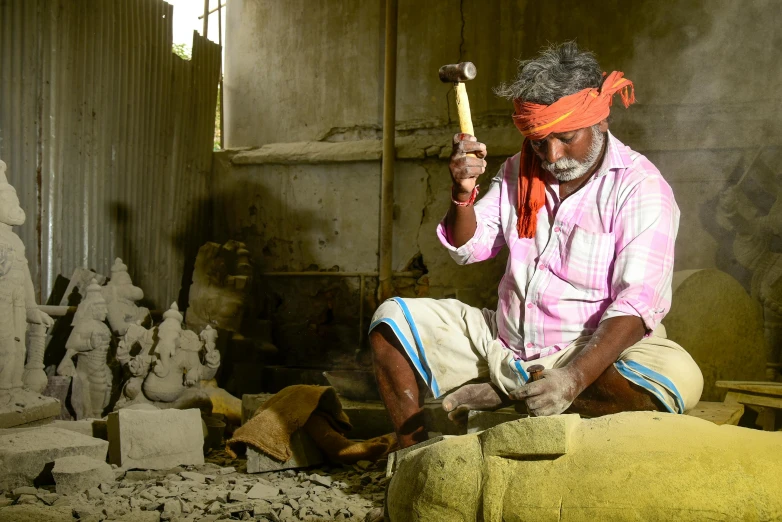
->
[526,342,533,348]
[526,303,533,309]
[553,226,561,233]
[539,264,547,270]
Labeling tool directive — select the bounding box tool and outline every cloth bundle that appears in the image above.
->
[226,385,396,465]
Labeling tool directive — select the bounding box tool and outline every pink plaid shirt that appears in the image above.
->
[437,132,679,361]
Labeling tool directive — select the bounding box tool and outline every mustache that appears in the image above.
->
[541,157,582,173]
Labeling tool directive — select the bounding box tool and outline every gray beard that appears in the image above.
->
[541,127,606,182]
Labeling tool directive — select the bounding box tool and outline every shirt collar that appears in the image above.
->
[593,130,631,178]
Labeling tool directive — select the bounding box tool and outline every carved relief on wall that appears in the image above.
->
[716,148,782,380]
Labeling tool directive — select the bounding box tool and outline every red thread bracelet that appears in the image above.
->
[452,185,479,206]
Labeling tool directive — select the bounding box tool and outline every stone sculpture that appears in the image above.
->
[56,279,113,419]
[186,240,253,333]
[718,185,782,380]
[115,302,221,410]
[387,412,782,521]
[0,159,59,428]
[101,258,150,336]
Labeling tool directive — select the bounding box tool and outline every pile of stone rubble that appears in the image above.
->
[0,451,388,522]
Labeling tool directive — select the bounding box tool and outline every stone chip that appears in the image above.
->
[247,482,280,500]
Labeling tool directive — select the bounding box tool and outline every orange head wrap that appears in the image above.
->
[510,71,635,238]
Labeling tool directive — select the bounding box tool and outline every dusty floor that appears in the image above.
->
[0,448,388,522]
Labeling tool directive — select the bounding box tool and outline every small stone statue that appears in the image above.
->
[101,258,150,335]
[0,159,58,427]
[57,279,113,419]
[115,302,221,411]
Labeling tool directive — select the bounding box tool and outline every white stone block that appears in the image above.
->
[107,408,204,469]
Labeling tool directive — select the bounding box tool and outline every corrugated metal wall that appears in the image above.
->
[0,0,220,308]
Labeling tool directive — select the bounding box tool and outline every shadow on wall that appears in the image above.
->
[108,202,157,311]
[171,166,377,373]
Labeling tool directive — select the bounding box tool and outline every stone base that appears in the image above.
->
[246,429,324,473]
[0,389,61,429]
[0,426,108,489]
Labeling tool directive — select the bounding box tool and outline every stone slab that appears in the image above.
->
[107,408,204,469]
[0,504,75,521]
[246,429,324,473]
[51,419,108,440]
[466,408,525,434]
[0,426,108,489]
[479,414,581,459]
[52,455,114,496]
[0,390,61,429]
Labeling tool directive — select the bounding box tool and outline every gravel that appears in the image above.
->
[0,448,389,521]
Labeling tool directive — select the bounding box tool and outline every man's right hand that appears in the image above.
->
[449,133,487,198]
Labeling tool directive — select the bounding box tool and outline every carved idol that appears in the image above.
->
[0,160,57,427]
[57,279,113,418]
[101,258,150,335]
[115,302,220,410]
[0,161,54,386]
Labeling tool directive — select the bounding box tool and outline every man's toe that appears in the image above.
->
[447,404,471,425]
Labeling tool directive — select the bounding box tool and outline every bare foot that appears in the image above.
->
[441,382,511,425]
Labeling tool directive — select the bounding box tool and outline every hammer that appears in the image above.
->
[439,62,478,137]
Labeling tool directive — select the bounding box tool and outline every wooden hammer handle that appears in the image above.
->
[455,82,475,136]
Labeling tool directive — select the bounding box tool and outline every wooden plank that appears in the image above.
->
[685,401,744,426]
[715,381,782,397]
[723,391,782,410]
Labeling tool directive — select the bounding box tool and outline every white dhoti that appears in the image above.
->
[369,297,704,414]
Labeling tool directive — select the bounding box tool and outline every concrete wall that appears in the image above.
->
[220,0,782,371]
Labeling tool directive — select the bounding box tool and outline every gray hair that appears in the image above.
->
[495,41,603,105]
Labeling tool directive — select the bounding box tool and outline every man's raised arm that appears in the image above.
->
[445,133,486,247]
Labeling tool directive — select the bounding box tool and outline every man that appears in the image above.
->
[369,42,704,448]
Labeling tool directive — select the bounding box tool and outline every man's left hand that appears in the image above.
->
[509,366,582,416]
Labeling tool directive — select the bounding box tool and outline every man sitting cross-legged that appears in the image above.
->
[369,42,704,449]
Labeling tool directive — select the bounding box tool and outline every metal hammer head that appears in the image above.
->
[439,62,477,84]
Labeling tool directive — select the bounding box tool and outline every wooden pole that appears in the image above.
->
[202,0,209,38]
[378,0,398,302]
[217,0,224,149]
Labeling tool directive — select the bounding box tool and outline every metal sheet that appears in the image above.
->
[0,0,221,308]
